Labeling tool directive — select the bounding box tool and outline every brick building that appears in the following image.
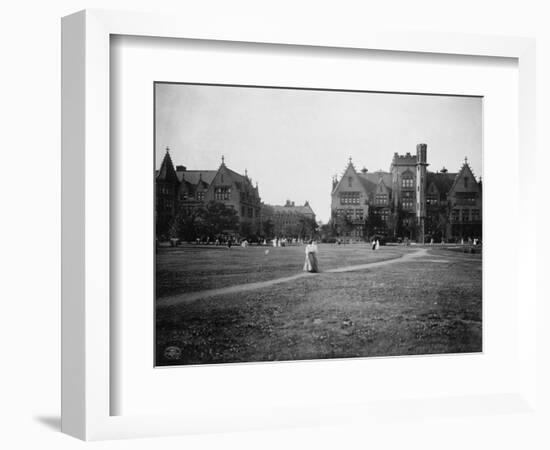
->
[331,144,482,242]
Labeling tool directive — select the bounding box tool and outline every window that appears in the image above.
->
[455,192,476,205]
[464,177,469,188]
[214,187,231,201]
[402,199,413,210]
[472,209,480,221]
[159,185,170,195]
[179,192,188,201]
[426,195,438,206]
[402,174,414,189]
[375,194,387,205]
[341,192,360,205]
[462,209,470,222]
[348,176,353,187]
[197,191,205,201]
[451,209,460,222]
[355,209,364,220]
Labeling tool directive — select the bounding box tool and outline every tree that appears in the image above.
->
[195,201,240,238]
[393,203,416,240]
[425,203,448,242]
[261,218,274,238]
[168,208,199,241]
[319,222,337,242]
[364,207,384,239]
[331,211,354,237]
[170,201,240,241]
[296,216,317,239]
[239,220,253,239]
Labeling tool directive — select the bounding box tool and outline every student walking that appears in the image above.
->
[303,240,319,273]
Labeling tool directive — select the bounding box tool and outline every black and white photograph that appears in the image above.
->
[154,82,483,367]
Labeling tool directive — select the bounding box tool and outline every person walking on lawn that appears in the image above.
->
[303,239,319,273]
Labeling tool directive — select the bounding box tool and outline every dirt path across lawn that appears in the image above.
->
[157,248,431,308]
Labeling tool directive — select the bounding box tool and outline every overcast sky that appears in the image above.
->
[155,83,482,223]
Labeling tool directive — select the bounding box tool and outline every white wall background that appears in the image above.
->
[0,1,547,449]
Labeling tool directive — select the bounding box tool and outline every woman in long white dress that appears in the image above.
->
[303,240,319,273]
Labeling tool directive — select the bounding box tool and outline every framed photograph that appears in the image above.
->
[62,9,537,440]
[153,83,484,367]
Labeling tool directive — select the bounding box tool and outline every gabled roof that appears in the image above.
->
[355,175,377,194]
[360,171,392,192]
[177,170,217,186]
[426,171,457,195]
[269,203,315,216]
[177,179,196,194]
[448,161,479,194]
[217,163,258,191]
[156,150,179,183]
[299,202,315,215]
[333,160,373,194]
[270,205,300,214]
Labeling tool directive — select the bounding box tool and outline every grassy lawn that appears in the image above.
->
[156,243,408,297]
[155,245,482,366]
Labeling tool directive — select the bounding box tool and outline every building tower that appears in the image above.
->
[415,143,428,243]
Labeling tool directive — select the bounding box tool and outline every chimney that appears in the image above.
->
[176,165,186,172]
[361,166,368,174]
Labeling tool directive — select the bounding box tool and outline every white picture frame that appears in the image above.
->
[61,9,537,441]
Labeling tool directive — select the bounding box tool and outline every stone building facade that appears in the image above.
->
[261,200,316,239]
[155,149,262,239]
[331,144,482,242]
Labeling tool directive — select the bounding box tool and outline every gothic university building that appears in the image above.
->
[261,200,316,238]
[155,149,316,240]
[331,144,482,242]
[156,149,262,238]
